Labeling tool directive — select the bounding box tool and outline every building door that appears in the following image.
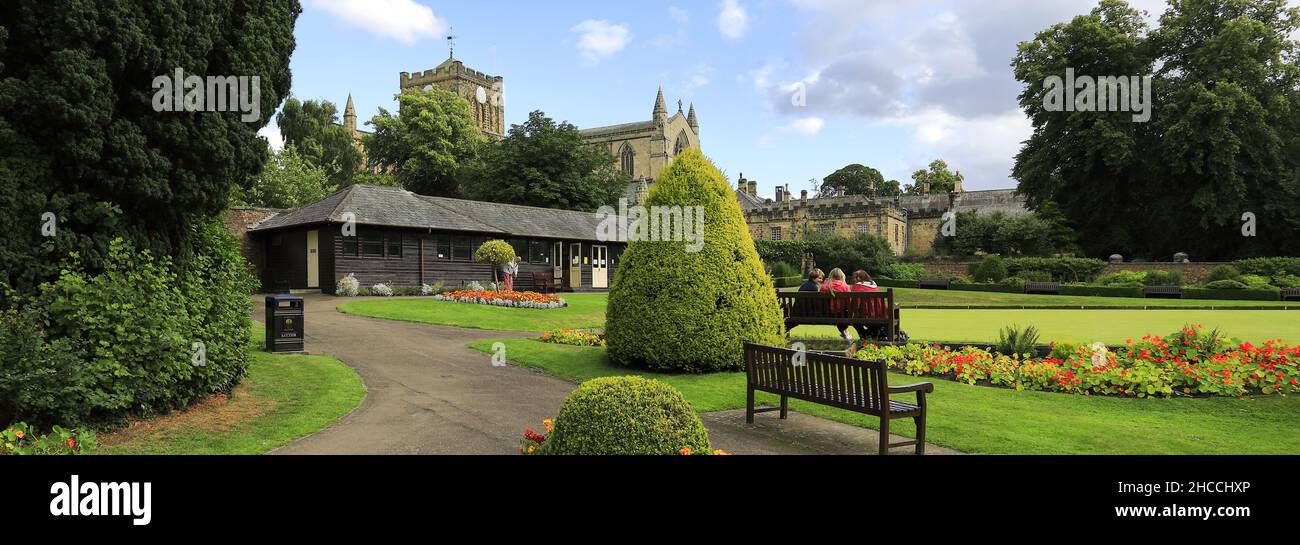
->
[552,242,563,286]
[569,243,582,289]
[592,245,608,289]
[306,230,320,289]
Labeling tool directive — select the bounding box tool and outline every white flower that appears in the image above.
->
[336,273,361,296]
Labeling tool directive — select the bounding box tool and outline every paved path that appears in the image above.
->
[261,294,956,455]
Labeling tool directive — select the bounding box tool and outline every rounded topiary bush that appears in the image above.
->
[605,149,785,373]
[1206,265,1242,284]
[543,376,711,455]
[971,254,1008,283]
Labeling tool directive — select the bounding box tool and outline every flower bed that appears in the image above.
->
[856,325,1300,398]
[539,328,605,347]
[2,423,96,455]
[433,290,566,309]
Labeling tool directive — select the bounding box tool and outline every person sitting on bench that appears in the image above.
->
[852,270,883,340]
[820,268,853,342]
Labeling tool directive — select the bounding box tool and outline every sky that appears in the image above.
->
[261,0,1291,198]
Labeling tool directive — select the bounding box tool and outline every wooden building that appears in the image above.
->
[250,185,627,294]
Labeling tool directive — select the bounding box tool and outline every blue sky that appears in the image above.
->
[263,0,1196,197]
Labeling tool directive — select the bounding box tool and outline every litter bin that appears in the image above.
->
[265,294,304,352]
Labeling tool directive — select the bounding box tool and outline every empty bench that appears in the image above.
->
[1143,285,1183,299]
[744,342,934,455]
[1283,288,1300,302]
[531,271,557,294]
[776,289,902,341]
[918,278,950,290]
[1024,281,1062,295]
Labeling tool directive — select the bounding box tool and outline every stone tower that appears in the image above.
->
[343,93,357,132]
[399,53,505,138]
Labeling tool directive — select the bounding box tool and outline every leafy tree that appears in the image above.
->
[365,87,484,197]
[473,240,515,287]
[461,111,628,212]
[819,164,901,197]
[275,97,361,188]
[234,145,331,209]
[352,171,402,188]
[804,232,897,276]
[605,149,786,373]
[1013,0,1300,260]
[0,0,299,292]
[905,159,964,194]
[932,211,1073,257]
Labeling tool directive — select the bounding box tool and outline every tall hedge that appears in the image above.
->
[605,149,786,373]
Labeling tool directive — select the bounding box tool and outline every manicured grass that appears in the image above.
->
[338,294,608,332]
[100,324,365,455]
[882,287,1297,308]
[470,338,1300,455]
[341,293,1300,345]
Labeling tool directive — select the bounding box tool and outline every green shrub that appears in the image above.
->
[2,220,255,428]
[1142,270,1182,286]
[768,261,799,279]
[1202,279,1248,290]
[606,150,786,372]
[1096,271,1147,286]
[884,263,928,282]
[1236,274,1274,289]
[950,276,973,285]
[754,240,809,266]
[1234,257,1300,278]
[542,377,711,455]
[1060,284,1144,298]
[1020,269,1053,282]
[1205,266,1242,283]
[1,422,96,455]
[995,324,1041,357]
[1273,275,1300,289]
[1049,341,1079,360]
[1183,287,1282,301]
[971,255,1008,283]
[804,232,896,278]
[999,276,1027,290]
[774,276,803,288]
[1005,257,1106,283]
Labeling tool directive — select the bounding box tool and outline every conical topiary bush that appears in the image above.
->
[605,149,786,373]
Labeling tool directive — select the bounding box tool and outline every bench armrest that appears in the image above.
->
[887,382,934,394]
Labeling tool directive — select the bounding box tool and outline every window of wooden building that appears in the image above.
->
[386,232,403,258]
[361,232,384,257]
[452,237,473,261]
[529,240,547,264]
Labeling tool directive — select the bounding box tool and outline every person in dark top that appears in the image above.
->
[798,268,824,292]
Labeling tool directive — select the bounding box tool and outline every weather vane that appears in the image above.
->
[447,27,457,59]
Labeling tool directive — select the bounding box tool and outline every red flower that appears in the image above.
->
[65,438,76,448]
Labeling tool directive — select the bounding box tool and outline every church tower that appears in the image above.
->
[399,52,505,138]
[343,93,357,133]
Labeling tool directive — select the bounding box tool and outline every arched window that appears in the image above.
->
[674,130,690,156]
[619,143,636,176]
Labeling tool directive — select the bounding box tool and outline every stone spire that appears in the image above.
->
[687,103,698,132]
[653,86,667,123]
[343,93,357,132]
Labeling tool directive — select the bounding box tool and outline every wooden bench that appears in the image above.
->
[744,343,934,455]
[531,271,557,294]
[1143,285,1183,299]
[776,289,902,341]
[1282,288,1300,302]
[1024,281,1062,295]
[918,278,950,290]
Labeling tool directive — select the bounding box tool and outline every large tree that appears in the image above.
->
[1013,0,1300,260]
[461,110,628,212]
[818,164,902,197]
[905,159,965,194]
[365,87,484,197]
[275,97,361,188]
[234,145,331,209]
[0,1,298,292]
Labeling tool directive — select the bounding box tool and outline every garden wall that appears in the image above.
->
[919,261,1230,283]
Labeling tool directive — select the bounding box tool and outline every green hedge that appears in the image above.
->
[1005,257,1107,283]
[1060,285,1146,298]
[774,275,803,288]
[1234,257,1300,278]
[876,278,920,289]
[1183,288,1282,301]
[543,377,711,455]
[754,240,809,266]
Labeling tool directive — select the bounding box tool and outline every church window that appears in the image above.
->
[674,130,690,156]
[619,143,636,177]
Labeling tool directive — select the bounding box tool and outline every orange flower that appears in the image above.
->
[678,447,692,455]
[14,430,23,439]
[712,449,730,456]
[543,419,554,433]
[66,438,76,449]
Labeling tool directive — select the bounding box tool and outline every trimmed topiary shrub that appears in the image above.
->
[999,276,1027,290]
[605,149,786,373]
[1206,266,1242,284]
[971,254,1008,283]
[542,376,711,455]
[1202,279,1248,290]
[1237,274,1274,289]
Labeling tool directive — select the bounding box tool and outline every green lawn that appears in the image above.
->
[101,324,365,454]
[470,338,1300,455]
[340,293,1300,345]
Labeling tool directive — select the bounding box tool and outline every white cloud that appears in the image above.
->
[717,0,750,39]
[571,19,632,63]
[258,123,284,151]
[669,6,691,25]
[878,108,1032,189]
[310,0,446,45]
[783,117,826,135]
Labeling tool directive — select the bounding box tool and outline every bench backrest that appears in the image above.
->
[919,278,949,289]
[744,343,889,415]
[776,289,895,322]
[1144,285,1182,293]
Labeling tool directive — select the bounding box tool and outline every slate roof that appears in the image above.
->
[250,185,624,242]
[578,119,656,137]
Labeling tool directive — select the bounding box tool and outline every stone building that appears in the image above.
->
[735,174,1027,256]
[399,54,505,138]
[581,87,700,199]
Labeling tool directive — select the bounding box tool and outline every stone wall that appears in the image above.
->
[916,260,1230,283]
[224,207,281,279]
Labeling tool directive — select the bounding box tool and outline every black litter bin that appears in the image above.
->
[265,294,304,352]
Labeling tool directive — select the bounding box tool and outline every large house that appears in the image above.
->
[246,185,626,294]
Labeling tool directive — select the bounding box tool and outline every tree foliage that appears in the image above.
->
[906,159,964,195]
[461,111,629,212]
[275,97,361,188]
[819,164,902,197]
[1013,0,1300,260]
[365,87,484,197]
[932,210,1079,257]
[0,0,299,292]
[234,145,331,209]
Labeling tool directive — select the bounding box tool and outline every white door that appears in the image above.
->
[306,230,320,289]
[552,242,563,285]
[569,243,582,289]
[592,245,608,289]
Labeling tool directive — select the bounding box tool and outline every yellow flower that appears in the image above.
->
[713,449,730,456]
[527,445,536,454]
[542,419,554,433]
